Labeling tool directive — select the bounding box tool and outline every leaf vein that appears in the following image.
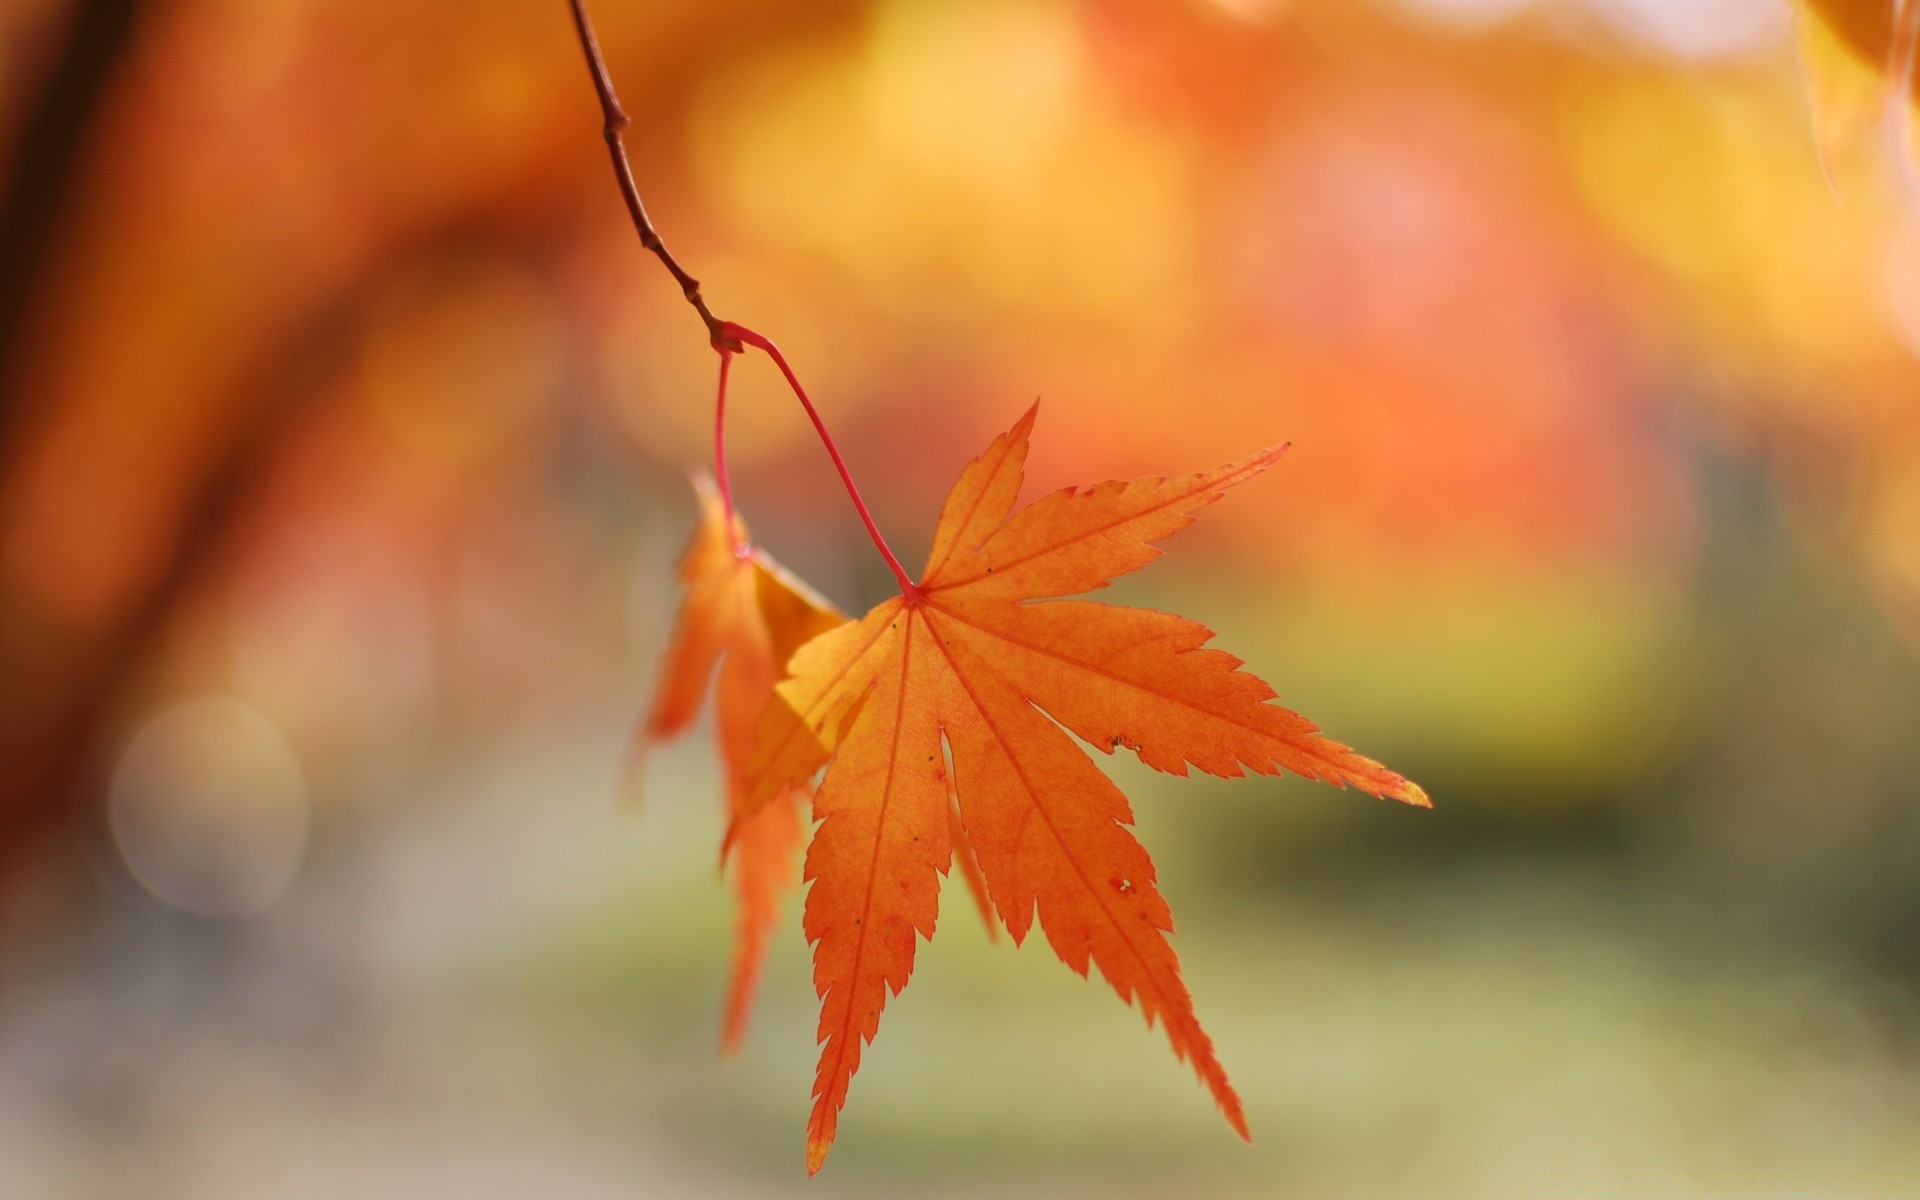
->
[925,457,1269,594]
[923,598,1359,778]
[918,606,1174,1007]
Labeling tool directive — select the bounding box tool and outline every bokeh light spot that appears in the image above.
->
[108,697,309,919]
[865,0,1085,178]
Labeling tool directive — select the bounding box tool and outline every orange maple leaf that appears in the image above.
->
[641,473,846,1052]
[736,404,1429,1173]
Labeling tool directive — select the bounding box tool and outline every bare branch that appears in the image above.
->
[565,0,739,351]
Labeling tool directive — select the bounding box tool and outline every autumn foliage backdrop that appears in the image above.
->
[2,0,1920,1195]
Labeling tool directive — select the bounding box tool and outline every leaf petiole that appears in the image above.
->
[719,322,920,601]
[566,0,912,596]
[712,347,745,554]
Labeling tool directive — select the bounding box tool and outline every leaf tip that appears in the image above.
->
[1207,1065,1251,1141]
[1013,398,1040,440]
[1396,778,1433,809]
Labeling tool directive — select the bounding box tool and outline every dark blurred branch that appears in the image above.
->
[0,223,488,904]
[565,0,739,352]
[0,0,144,440]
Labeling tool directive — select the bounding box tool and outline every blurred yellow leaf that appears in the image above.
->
[1790,0,1920,176]
[1795,0,1899,170]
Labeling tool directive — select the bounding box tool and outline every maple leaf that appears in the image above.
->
[736,404,1429,1173]
[641,473,845,1052]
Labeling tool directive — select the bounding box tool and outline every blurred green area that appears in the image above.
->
[4,0,1920,1195]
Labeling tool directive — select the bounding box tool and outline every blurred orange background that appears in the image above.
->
[4,0,1920,1195]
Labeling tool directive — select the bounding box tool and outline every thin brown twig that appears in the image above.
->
[565,0,739,351]
[564,0,914,592]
